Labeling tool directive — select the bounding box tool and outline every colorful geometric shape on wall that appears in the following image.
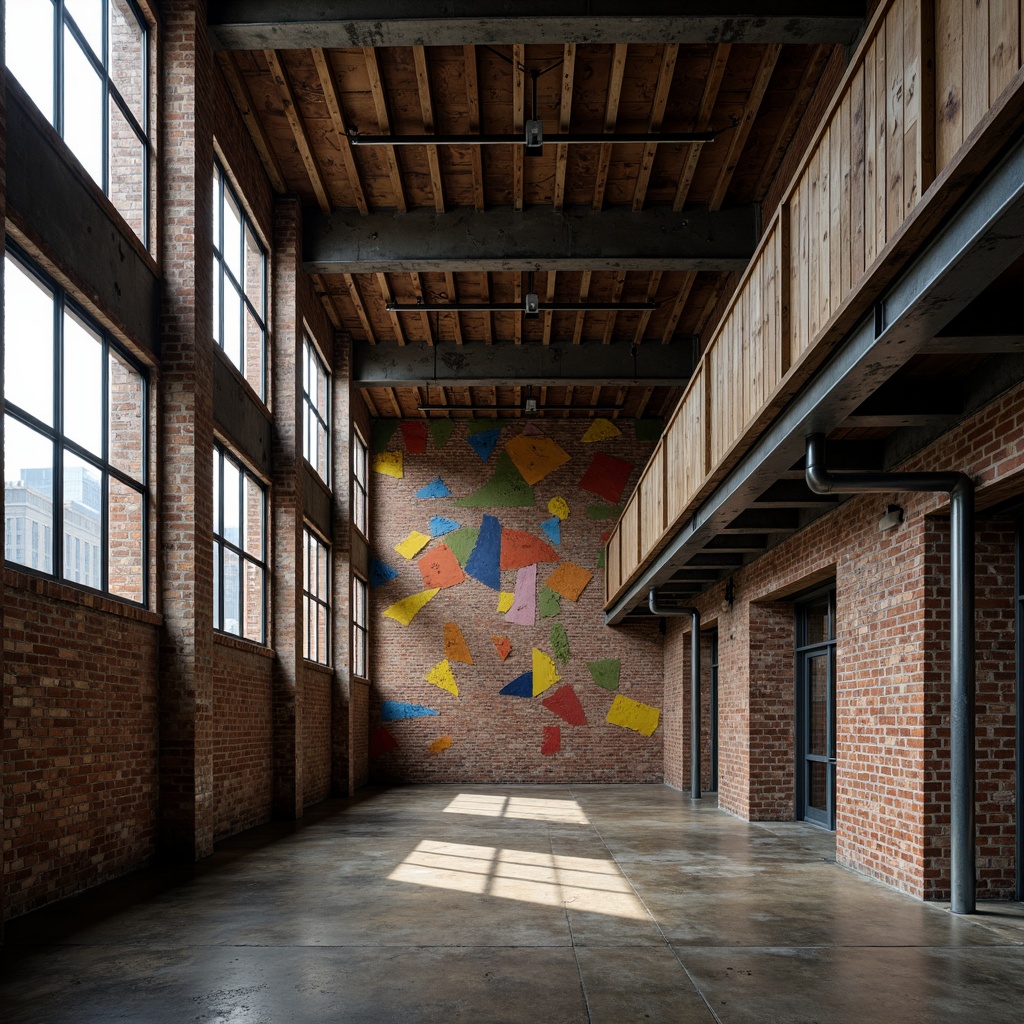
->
[586,504,621,520]
[400,420,428,454]
[381,700,440,722]
[373,451,404,479]
[443,622,474,664]
[371,420,398,453]
[499,529,559,570]
[430,419,455,449]
[416,476,451,499]
[587,658,620,691]
[532,648,561,697]
[445,527,479,566]
[455,452,535,508]
[505,433,571,485]
[547,495,570,520]
[468,419,510,434]
[369,557,399,589]
[597,550,606,569]
[425,659,459,698]
[383,588,439,626]
[500,671,533,697]
[429,735,453,753]
[539,587,562,619]
[542,685,587,726]
[370,727,399,758]
[464,514,502,590]
[429,516,461,538]
[496,592,515,613]
[491,635,512,661]
[579,452,633,504]
[467,427,502,462]
[544,562,594,602]
[395,531,431,560]
[505,564,537,626]
[581,418,622,443]
[417,544,466,589]
[540,516,561,545]
[541,725,561,755]
[606,695,661,736]
[550,622,570,665]
[635,418,665,441]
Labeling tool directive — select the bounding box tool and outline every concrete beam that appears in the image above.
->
[305,205,756,274]
[353,339,697,388]
[213,355,273,478]
[208,2,865,49]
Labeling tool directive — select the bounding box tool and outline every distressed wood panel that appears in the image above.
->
[638,441,666,562]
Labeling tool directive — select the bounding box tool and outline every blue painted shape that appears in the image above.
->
[465,514,502,590]
[467,428,502,462]
[369,557,400,589]
[500,671,534,698]
[541,516,561,545]
[416,476,451,499]
[381,701,440,722]
[429,516,461,538]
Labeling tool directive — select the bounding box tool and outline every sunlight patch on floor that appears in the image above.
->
[442,792,590,824]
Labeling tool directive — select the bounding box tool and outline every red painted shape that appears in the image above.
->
[400,421,428,454]
[499,528,560,570]
[541,725,561,755]
[578,452,634,504]
[370,727,399,758]
[542,685,587,726]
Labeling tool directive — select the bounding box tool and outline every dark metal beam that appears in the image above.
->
[928,333,1024,353]
[208,2,866,49]
[353,339,697,388]
[304,205,757,274]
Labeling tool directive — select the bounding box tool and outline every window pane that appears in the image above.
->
[303,594,312,660]
[7,1,56,121]
[64,26,104,186]
[222,547,240,634]
[244,224,263,311]
[318,604,329,664]
[212,167,221,252]
[317,422,329,482]
[108,348,144,480]
[212,449,221,533]
[63,309,104,456]
[244,305,263,397]
[243,559,263,642]
[223,189,243,283]
[62,451,101,587]
[222,456,240,546]
[243,474,263,558]
[317,543,328,595]
[108,478,143,601]
[5,418,55,572]
[213,540,221,627]
[108,0,145,125]
[222,279,243,368]
[803,597,832,645]
[66,0,103,58]
[109,96,145,239]
[4,255,55,425]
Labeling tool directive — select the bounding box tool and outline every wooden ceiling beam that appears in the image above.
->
[553,43,576,212]
[603,270,627,345]
[593,43,627,211]
[342,273,375,341]
[661,271,697,343]
[409,272,434,344]
[632,44,679,212]
[632,270,663,345]
[463,45,486,211]
[375,273,407,345]
[573,270,592,345]
[444,272,464,345]
[311,272,343,330]
[543,270,557,346]
[363,48,407,212]
[412,46,446,213]
[673,43,730,211]
[513,44,525,213]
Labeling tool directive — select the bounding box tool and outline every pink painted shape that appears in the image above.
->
[505,563,537,625]
[522,422,544,436]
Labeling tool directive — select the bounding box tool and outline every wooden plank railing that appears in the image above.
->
[605,0,1024,607]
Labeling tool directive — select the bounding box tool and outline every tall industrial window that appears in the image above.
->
[352,575,368,679]
[213,162,267,399]
[302,334,329,485]
[3,247,147,602]
[353,430,368,538]
[213,444,266,642]
[303,526,330,665]
[5,0,151,245]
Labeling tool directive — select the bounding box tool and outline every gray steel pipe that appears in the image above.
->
[649,589,701,800]
[805,433,976,914]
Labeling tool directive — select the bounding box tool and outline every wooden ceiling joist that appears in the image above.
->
[363,47,407,212]
[311,47,369,213]
[632,44,679,212]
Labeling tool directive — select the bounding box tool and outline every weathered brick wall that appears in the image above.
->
[302,666,333,807]
[3,575,160,918]
[368,419,664,783]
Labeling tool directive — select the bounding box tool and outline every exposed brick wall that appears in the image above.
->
[369,420,664,784]
[302,665,332,807]
[3,576,160,918]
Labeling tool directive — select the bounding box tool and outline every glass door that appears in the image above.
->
[797,589,837,829]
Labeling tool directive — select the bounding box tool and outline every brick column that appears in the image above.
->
[270,196,304,817]
[158,0,216,859]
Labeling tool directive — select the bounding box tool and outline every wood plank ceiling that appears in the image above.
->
[215,29,843,420]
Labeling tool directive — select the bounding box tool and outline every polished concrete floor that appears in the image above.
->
[2,785,1023,1023]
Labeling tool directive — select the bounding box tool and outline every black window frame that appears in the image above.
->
[302,332,330,486]
[303,524,330,666]
[352,573,368,680]
[352,427,368,539]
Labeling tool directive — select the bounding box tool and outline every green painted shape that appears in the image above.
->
[539,586,562,619]
[430,420,455,449]
[597,549,606,568]
[550,623,570,665]
[445,527,480,567]
[372,420,399,453]
[454,451,535,508]
[467,418,510,435]
[587,658,620,691]
[586,504,622,520]
[635,418,665,441]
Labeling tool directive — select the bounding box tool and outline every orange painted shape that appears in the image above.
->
[417,543,467,589]
[443,622,474,664]
[544,561,594,602]
[499,528,560,570]
[429,735,453,754]
[491,635,512,662]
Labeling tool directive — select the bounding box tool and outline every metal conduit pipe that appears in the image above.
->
[805,433,976,914]
[649,588,701,800]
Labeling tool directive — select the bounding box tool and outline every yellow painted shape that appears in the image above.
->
[425,659,459,697]
[373,451,404,478]
[505,434,571,485]
[532,648,561,697]
[606,695,661,736]
[429,735,453,753]
[383,588,440,626]
[497,592,515,613]
[395,530,431,559]
[548,496,570,520]
[581,418,622,443]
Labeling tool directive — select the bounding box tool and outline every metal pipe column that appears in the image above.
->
[805,433,976,914]
[649,589,701,799]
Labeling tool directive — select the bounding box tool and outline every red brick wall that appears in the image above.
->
[302,665,332,807]
[369,420,664,783]
[211,639,273,841]
[3,575,160,918]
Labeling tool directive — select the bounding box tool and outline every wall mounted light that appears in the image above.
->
[878,503,905,531]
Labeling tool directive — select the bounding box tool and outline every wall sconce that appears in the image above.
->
[879,503,905,531]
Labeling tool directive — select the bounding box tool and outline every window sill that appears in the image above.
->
[3,565,161,625]
[213,631,276,659]
[303,660,334,675]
